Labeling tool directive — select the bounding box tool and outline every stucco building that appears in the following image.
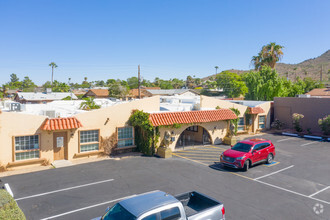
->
[0,95,272,170]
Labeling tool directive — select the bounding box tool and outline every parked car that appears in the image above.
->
[93,190,225,220]
[220,139,276,171]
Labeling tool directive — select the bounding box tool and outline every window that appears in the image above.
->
[79,130,99,152]
[160,207,181,220]
[117,127,134,148]
[258,116,266,129]
[238,117,245,131]
[14,135,40,161]
[142,213,158,220]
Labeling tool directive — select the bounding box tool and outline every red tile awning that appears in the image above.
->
[149,109,237,127]
[42,117,83,131]
[247,107,265,114]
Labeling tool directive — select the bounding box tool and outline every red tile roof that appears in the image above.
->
[87,89,109,97]
[149,109,237,126]
[306,88,330,97]
[247,107,265,114]
[42,117,83,131]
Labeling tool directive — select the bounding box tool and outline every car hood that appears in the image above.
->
[223,149,247,158]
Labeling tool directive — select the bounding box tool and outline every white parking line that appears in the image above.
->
[301,142,315,146]
[255,179,330,205]
[309,186,330,197]
[15,179,114,201]
[254,165,294,180]
[40,194,136,220]
[277,137,295,142]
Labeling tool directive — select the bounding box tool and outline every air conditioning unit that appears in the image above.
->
[10,103,21,112]
[43,110,56,118]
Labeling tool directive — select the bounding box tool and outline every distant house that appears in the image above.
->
[305,88,330,98]
[83,89,109,98]
[14,92,78,104]
[127,87,160,99]
[145,89,199,97]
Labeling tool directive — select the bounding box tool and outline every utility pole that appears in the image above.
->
[138,65,141,99]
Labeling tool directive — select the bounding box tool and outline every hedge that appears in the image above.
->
[0,189,26,220]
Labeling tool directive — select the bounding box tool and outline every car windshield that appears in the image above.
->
[231,143,252,152]
[102,203,136,220]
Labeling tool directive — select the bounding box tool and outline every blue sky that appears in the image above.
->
[0,0,329,85]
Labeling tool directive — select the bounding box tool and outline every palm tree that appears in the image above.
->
[49,62,58,86]
[80,98,101,110]
[215,66,219,74]
[251,43,284,70]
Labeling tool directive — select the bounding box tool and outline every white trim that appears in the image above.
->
[255,179,330,205]
[4,183,14,198]
[40,195,136,220]
[309,186,330,197]
[15,179,114,201]
[254,165,294,180]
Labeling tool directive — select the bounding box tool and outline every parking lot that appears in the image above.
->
[2,133,330,220]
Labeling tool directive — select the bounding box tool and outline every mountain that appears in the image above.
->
[202,50,330,82]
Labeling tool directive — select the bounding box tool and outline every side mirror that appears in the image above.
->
[230,145,233,148]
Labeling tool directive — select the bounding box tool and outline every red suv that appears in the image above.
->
[220,139,276,171]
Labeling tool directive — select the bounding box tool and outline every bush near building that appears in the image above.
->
[0,189,26,220]
[318,115,330,135]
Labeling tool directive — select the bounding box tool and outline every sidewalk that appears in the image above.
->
[0,152,142,178]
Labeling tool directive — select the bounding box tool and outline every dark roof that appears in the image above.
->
[120,191,178,217]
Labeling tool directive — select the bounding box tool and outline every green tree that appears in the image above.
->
[108,82,128,99]
[10,73,19,84]
[49,62,58,86]
[127,77,139,89]
[215,71,248,98]
[303,77,324,93]
[186,75,195,89]
[22,76,37,92]
[251,42,284,70]
[80,98,101,110]
[244,66,286,100]
[215,66,219,74]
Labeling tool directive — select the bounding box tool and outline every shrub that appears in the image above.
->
[271,119,285,130]
[229,108,240,136]
[292,113,304,132]
[0,189,26,220]
[318,115,330,135]
[101,132,118,155]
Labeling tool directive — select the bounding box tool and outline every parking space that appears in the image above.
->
[1,133,329,219]
[173,134,330,208]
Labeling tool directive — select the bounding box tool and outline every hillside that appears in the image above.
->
[202,50,330,82]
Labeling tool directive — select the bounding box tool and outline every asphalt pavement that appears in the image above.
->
[2,133,330,220]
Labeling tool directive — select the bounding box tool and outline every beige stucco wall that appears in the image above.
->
[0,96,160,166]
[0,112,51,165]
[200,95,248,118]
[200,95,272,133]
[274,97,330,133]
[158,121,228,151]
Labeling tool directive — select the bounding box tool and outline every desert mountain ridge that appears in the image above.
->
[202,50,330,82]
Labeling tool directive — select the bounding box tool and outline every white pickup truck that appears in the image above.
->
[93,190,225,220]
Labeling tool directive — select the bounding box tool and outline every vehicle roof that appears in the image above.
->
[119,191,178,217]
[240,138,270,145]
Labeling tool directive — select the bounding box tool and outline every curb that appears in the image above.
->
[282,132,329,141]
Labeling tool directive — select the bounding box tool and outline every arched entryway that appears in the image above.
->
[176,125,212,149]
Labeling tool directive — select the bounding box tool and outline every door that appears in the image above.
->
[260,143,271,160]
[53,132,68,160]
[251,143,263,163]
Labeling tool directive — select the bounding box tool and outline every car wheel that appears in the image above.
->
[243,160,249,172]
[266,154,273,164]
